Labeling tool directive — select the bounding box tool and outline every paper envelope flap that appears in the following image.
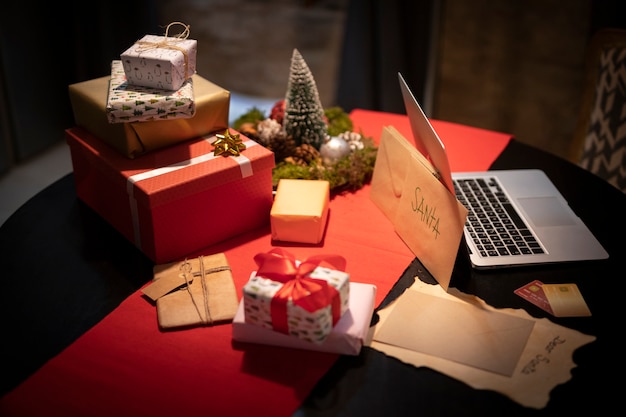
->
[370,126,430,220]
[370,126,468,290]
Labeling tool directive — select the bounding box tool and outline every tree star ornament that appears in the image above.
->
[212,129,247,157]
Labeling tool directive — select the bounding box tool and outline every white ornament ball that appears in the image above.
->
[320,136,351,164]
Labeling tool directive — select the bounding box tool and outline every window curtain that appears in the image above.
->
[335,0,440,115]
[0,2,159,174]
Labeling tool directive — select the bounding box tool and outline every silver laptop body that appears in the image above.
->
[399,73,609,269]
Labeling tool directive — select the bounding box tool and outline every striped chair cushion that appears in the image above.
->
[579,46,626,193]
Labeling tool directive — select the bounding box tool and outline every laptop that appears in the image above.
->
[398,72,609,269]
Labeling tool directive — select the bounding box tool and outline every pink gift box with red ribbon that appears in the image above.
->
[242,249,350,344]
[66,127,275,263]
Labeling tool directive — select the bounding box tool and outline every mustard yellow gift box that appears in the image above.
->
[270,179,330,244]
[68,70,229,159]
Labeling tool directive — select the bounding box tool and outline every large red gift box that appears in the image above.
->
[66,127,275,263]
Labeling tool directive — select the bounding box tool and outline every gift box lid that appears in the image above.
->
[66,127,275,208]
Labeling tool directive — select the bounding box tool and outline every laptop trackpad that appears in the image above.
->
[517,197,577,227]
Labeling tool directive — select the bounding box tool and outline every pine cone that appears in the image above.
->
[267,133,297,162]
[290,143,321,166]
[238,122,259,141]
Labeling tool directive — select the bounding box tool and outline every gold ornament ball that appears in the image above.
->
[320,136,351,164]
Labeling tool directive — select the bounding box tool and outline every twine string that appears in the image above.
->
[163,21,191,39]
[179,257,231,325]
[198,256,211,324]
[134,21,192,79]
[180,260,202,322]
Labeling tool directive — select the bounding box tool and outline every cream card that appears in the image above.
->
[542,283,592,317]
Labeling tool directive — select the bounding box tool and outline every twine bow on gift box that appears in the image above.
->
[253,248,346,335]
[135,21,193,79]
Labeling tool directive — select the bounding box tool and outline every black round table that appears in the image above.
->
[1,140,624,415]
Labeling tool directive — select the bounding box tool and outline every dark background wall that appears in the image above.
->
[433,0,626,161]
[1,0,624,177]
[0,2,159,173]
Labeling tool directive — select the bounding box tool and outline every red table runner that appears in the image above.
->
[0,110,512,417]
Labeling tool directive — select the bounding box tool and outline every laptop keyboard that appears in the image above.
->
[453,178,545,258]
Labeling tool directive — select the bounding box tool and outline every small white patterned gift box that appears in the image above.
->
[106,60,195,123]
[121,24,197,91]
[243,250,350,344]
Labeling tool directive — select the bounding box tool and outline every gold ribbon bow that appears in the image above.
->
[212,129,247,157]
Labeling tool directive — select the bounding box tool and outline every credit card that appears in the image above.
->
[514,280,554,315]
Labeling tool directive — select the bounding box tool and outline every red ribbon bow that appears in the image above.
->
[253,248,347,335]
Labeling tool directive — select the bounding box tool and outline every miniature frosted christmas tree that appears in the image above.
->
[282,48,328,150]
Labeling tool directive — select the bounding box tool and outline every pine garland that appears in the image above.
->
[231,49,378,195]
[234,106,377,195]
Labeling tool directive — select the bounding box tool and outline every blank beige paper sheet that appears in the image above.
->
[374,289,534,376]
[371,280,596,409]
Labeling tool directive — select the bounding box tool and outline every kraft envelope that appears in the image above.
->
[370,126,468,290]
[374,288,535,376]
